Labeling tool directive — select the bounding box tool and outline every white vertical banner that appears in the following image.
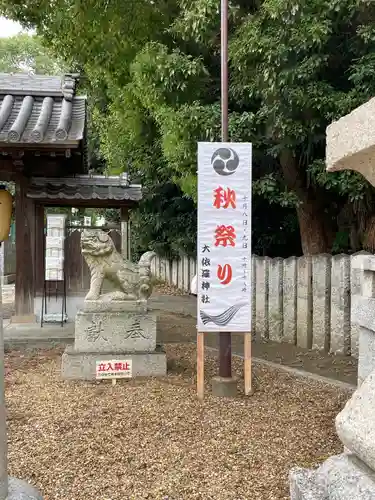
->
[197,142,252,332]
[45,214,66,281]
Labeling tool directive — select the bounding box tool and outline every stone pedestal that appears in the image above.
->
[61,300,166,380]
[290,255,375,499]
[289,98,375,499]
[290,453,375,499]
[7,477,44,499]
[211,376,238,398]
[290,366,375,498]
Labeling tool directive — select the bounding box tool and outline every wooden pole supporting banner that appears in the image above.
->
[244,332,252,396]
[197,331,205,401]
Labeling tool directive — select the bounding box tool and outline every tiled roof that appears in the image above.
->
[27,175,142,203]
[0,73,86,147]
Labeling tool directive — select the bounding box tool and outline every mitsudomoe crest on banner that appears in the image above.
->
[197,142,252,333]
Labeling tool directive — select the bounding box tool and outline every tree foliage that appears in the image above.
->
[0,33,66,74]
[3,0,375,255]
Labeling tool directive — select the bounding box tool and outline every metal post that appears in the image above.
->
[219,0,232,380]
[221,0,229,143]
[0,243,8,500]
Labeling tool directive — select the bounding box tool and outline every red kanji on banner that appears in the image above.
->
[214,225,236,247]
[217,264,233,285]
[213,187,236,209]
[97,363,107,372]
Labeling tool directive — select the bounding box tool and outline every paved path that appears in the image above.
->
[1,285,195,317]
[2,293,195,348]
[150,293,197,317]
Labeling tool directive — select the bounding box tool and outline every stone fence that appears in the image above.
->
[151,252,369,359]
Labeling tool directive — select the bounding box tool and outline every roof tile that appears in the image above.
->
[28,176,142,203]
[0,73,85,147]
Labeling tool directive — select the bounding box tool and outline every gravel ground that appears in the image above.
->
[5,344,348,500]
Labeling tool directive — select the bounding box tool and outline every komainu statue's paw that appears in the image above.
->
[106,291,128,301]
[85,291,100,301]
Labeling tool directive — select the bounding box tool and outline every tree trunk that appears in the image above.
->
[363,214,375,253]
[279,149,333,255]
[296,202,333,255]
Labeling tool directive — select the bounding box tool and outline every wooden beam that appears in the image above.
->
[244,333,253,396]
[28,199,137,209]
[13,176,36,322]
[197,331,205,401]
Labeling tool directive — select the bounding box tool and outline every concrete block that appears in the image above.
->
[330,254,351,355]
[289,467,326,500]
[178,258,184,290]
[358,327,375,386]
[8,477,43,499]
[151,256,157,279]
[268,258,283,342]
[211,376,238,398]
[351,295,375,384]
[160,259,167,282]
[290,453,375,500]
[251,257,256,340]
[283,256,297,344]
[189,257,196,285]
[336,369,375,470]
[350,252,372,358]
[296,256,312,349]
[165,259,172,285]
[326,96,375,187]
[81,300,148,313]
[352,254,375,272]
[312,254,331,351]
[74,309,157,353]
[172,260,178,287]
[61,346,167,380]
[254,256,269,340]
[183,258,190,292]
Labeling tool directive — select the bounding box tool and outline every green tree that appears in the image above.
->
[4,0,374,255]
[230,0,375,253]
[0,33,66,74]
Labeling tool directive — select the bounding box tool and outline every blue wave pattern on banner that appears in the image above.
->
[200,302,247,327]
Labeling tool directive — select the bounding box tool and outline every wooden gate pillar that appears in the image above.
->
[12,177,36,323]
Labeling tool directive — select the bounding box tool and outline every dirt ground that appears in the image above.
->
[5,344,349,500]
[158,313,358,386]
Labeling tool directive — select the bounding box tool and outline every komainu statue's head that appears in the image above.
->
[81,229,115,256]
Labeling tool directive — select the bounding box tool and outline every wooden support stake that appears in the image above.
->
[197,331,205,401]
[244,332,252,396]
[112,378,117,386]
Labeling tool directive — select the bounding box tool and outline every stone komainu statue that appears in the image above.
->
[81,229,156,302]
